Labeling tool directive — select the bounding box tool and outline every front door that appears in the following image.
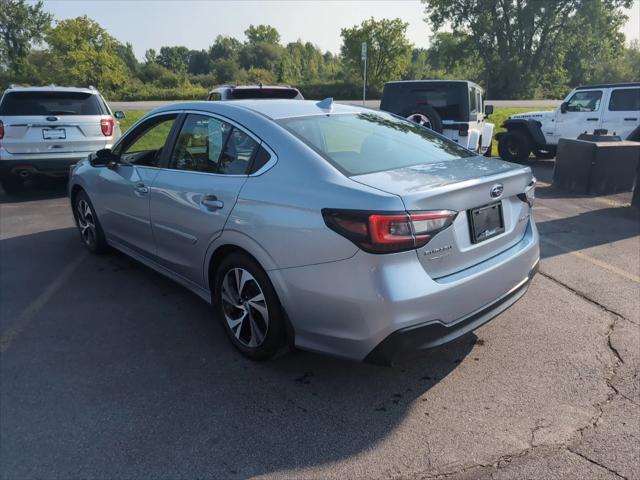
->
[555,89,604,141]
[95,114,178,257]
[150,113,260,285]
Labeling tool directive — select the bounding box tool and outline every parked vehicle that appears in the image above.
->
[208,84,304,101]
[497,82,640,162]
[69,99,539,364]
[380,80,495,156]
[0,85,124,193]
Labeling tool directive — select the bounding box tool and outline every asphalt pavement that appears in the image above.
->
[0,162,638,479]
[109,99,561,111]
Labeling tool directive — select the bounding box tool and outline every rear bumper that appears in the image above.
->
[0,150,89,177]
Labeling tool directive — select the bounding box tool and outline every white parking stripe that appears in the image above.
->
[0,253,86,354]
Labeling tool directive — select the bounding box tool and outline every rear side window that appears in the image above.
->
[0,91,103,116]
[608,88,640,111]
[278,111,474,176]
[229,88,299,100]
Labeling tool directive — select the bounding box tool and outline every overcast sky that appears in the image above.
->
[38,0,640,60]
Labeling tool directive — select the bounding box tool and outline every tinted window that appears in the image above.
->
[278,112,474,176]
[249,145,271,174]
[219,128,259,174]
[409,85,466,121]
[0,91,103,116]
[229,88,299,100]
[120,116,177,167]
[566,91,602,112]
[171,114,232,173]
[608,88,640,111]
[469,87,478,113]
[208,92,222,101]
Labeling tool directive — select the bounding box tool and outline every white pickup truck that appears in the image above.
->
[497,83,640,162]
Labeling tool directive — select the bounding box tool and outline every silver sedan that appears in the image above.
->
[68,99,539,364]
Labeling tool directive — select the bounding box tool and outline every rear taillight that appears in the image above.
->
[322,209,458,254]
[101,118,114,136]
[458,124,469,137]
[0,120,4,140]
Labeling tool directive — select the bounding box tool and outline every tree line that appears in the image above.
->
[0,0,638,101]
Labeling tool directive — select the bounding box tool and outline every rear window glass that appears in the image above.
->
[278,112,474,176]
[608,88,640,111]
[229,88,299,100]
[410,85,466,121]
[0,91,103,116]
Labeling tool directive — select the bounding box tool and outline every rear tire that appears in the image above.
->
[72,190,108,254]
[214,252,285,360]
[498,130,531,163]
[0,175,24,194]
[405,105,443,133]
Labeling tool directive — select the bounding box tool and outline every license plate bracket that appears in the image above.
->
[42,128,66,140]
[468,202,505,244]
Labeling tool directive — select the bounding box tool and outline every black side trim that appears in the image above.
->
[364,262,539,366]
[502,119,546,148]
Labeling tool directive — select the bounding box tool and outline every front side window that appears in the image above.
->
[170,114,258,175]
[608,88,640,111]
[278,111,474,176]
[566,90,602,112]
[119,115,177,167]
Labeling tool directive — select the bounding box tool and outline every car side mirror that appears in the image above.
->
[114,111,126,120]
[560,102,568,114]
[90,148,120,167]
[484,104,494,116]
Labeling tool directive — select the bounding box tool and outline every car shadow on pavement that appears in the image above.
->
[0,178,68,204]
[1,227,475,479]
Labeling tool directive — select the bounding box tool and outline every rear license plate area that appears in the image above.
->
[468,202,505,244]
[42,128,66,140]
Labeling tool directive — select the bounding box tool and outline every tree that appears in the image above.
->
[188,49,212,75]
[244,24,280,44]
[144,48,157,64]
[116,42,139,74]
[209,35,242,61]
[157,45,190,73]
[46,16,128,91]
[421,0,633,98]
[0,0,52,74]
[340,18,412,91]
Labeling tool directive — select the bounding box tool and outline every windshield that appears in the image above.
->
[0,91,103,116]
[277,111,474,176]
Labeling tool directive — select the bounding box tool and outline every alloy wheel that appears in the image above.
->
[221,268,269,348]
[407,113,433,129]
[76,199,96,248]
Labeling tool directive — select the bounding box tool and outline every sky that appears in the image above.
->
[37,0,640,60]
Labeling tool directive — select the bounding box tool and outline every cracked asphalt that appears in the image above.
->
[1,162,638,480]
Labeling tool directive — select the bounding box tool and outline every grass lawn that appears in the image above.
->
[117,110,148,134]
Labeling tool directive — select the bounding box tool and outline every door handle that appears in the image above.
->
[201,195,224,210]
[134,183,149,194]
[624,117,638,121]
[586,118,599,121]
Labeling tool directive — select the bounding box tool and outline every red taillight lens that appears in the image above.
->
[323,209,458,254]
[100,118,114,136]
[0,120,4,140]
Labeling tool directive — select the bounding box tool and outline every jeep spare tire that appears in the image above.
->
[498,130,531,163]
[405,105,443,133]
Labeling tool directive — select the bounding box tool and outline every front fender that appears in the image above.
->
[502,119,546,147]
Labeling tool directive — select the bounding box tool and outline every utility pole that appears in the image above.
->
[361,42,367,106]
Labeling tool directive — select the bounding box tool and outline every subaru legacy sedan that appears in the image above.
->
[68,99,539,364]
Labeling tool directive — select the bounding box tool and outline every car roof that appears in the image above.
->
[3,86,98,94]
[385,79,481,89]
[153,99,370,120]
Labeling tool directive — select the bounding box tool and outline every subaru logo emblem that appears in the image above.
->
[490,184,504,198]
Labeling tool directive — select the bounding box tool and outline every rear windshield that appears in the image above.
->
[409,85,466,121]
[0,91,103,116]
[229,88,299,100]
[278,111,474,176]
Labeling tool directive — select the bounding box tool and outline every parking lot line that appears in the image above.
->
[540,236,640,283]
[0,252,86,354]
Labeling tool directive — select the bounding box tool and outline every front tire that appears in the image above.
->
[498,130,531,163]
[73,190,108,254]
[214,252,285,360]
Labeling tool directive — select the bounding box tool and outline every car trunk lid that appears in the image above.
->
[351,156,533,278]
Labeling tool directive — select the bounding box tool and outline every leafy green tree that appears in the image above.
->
[244,24,280,44]
[0,0,52,74]
[340,18,412,91]
[239,42,283,71]
[213,58,240,83]
[144,48,157,64]
[209,35,242,61]
[116,42,139,74]
[157,45,190,73]
[421,0,633,98]
[46,16,128,91]
[188,49,212,75]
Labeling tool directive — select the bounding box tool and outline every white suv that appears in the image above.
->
[497,83,640,162]
[0,86,124,192]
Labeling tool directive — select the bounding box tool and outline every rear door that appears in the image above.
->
[0,90,112,155]
[150,112,260,285]
[555,89,604,140]
[601,87,640,139]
